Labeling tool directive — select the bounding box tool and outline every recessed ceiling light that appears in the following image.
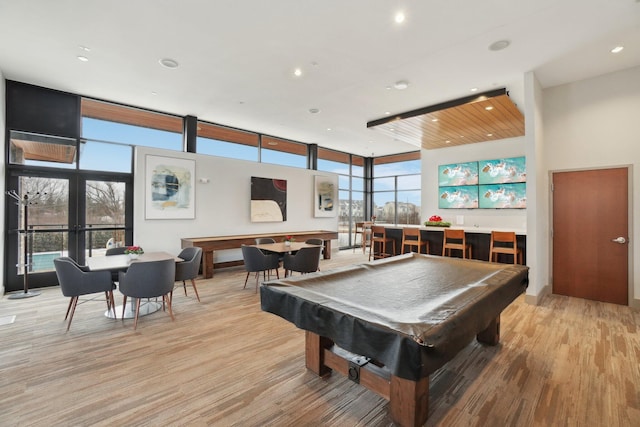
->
[394,12,406,24]
[267,141,278,146]
[488,40,510,51]
[78,45,91,52]
[470,87,478,92]
[293,68,302,77]
[151,91,157,96]
[394,80,409,90]
[384,111,391,115]
[309,108,320,114]
[485,106,494,111]
[487,133,493,137]
[326,128,332,131]
[77,55,89,62]
[159,58,179,68]
[610,46,624,54]
[445,140,451,144]
[431,118,438,122]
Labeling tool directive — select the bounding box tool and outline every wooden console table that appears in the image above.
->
[181,230,339,278]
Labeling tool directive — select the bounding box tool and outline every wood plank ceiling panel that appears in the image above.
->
[11,138,76,163]
[367,89,524,150]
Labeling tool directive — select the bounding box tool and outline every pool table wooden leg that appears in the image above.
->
[305,331,333,377]
[305,331,430,427]
[477,315,501,345]
[390,374,430,427]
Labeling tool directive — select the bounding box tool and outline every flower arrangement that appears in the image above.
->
[371,215,377,223]
[424,215,451,227]
[283,235,295,243]
[124,245,144,255]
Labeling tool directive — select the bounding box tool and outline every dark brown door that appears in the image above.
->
[552,168,628,305]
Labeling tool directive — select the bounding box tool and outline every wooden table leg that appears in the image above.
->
[203,250,214,279]
[323,240,332,259]
[390,374,430,427]
[477,315,500,345]
[305,331,333,377]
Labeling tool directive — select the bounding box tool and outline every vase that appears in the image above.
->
[284,241,291,246]
[129,253,139,260]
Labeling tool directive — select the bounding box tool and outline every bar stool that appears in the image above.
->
[489,231,523,264]
[442,228,472,259]
[369,225,396,261]
[401,227,429,254]
[353,221,372,253]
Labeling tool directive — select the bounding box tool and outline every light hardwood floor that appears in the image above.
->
[1,250,639,427]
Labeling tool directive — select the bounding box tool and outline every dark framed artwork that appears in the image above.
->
[250,177,287,222]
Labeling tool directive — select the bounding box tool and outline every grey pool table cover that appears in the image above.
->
[260,253,529,381]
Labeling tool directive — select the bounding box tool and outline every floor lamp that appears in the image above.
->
[7,190,41,299]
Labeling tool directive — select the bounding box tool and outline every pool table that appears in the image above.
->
[260,253,529,427]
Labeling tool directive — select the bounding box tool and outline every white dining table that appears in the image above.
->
[86,252,182,319]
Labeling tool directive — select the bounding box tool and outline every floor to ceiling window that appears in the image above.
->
[372,152,421,225]
[3,96,182,291]
[317,148,367,248]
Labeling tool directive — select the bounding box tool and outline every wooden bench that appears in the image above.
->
[181,230,339,278]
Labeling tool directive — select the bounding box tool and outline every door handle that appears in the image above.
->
[611,237,627,244]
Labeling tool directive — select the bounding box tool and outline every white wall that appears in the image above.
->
[133,146,339,263]
[543,65,640,306]
[421,137,528,230]
[524,71,549,303]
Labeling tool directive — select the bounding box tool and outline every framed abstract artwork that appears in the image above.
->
[145,155,195,219]
[314,175,338,217]
[251,177,287,222]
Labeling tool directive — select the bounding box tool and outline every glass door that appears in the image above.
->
[80,177,131,260]
[5,172,132,292]
[5,174,74,292]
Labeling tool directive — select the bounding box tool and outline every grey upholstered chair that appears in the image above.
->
[105,247,127,256]
[304,238,324,271]
[53,257,116,331]
[255,237,276,245]
[118,259,176,330]
[283,246,322,277]
[241,244,280,292]
[175,247,203,302]
[105,246,128,281]
[254,237,280,275]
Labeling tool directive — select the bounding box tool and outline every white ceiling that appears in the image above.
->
[1,0,639,157]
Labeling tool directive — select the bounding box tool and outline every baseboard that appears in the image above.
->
[524,284,551,306]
